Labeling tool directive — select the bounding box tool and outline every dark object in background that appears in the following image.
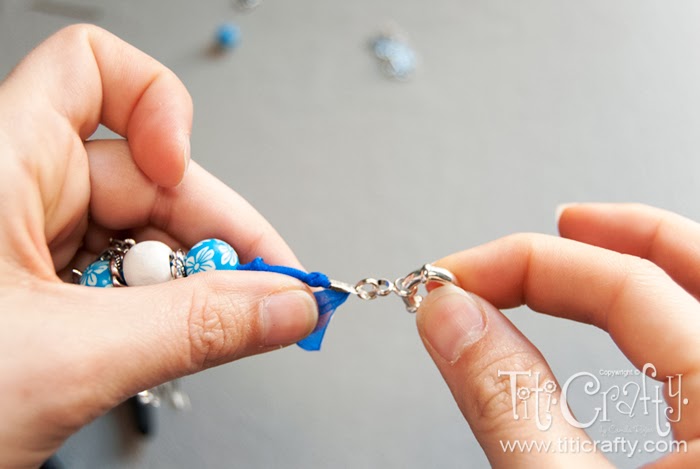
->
[30,0,102,21]
[40,456,64,469]
[130,395,156,436]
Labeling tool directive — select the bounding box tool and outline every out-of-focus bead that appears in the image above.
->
[370,23,417,80]
[216,23,241,49]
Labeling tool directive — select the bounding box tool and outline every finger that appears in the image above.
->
[1,24,192,187]
[558,203,700,299]
[416,285,610,468]
[28,272,317,429]
[85,139,300,266]
[436,234,700,440]
[651,440,700,467]
[437,234,700,377]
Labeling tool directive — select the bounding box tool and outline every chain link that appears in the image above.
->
[330,264,458,313]
[355,278,395,300]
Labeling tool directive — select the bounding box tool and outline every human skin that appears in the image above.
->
[3,25,698,469]
[0,25,318,467]
[417,203,700,467]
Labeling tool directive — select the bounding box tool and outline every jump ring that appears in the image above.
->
[355,279,380,300]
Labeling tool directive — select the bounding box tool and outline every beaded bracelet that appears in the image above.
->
[75,238,458,351]
[74,238,458,436]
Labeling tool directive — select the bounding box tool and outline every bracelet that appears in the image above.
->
[78,238,239,288]
[74,237,459,437]
[75,237,458,351]
[75,237,340,351]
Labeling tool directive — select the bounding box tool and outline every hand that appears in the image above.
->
[0,25,317,467]
[416,203,700,467]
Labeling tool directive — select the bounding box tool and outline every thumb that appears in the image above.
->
[59,271,317,406]
[416,284,609,468]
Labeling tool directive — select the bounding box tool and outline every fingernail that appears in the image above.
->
[420,284,486,364]
[555,202,578,225]
[262,290,317,346]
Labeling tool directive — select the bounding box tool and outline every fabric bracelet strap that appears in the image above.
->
[239,257,348,351]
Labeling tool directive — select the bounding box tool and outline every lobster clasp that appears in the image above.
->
[397,264,459,313]
[422,263,458,287]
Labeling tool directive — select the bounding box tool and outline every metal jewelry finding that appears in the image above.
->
[100,238,134,287]
[137,379,191,411]
[170,249,187,279]
[71,238,134,286]
[329,264,459,313]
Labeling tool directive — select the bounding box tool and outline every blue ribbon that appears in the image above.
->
[239,257,348,350]
[297,289,350,351]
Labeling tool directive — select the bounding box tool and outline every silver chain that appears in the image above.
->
[329,263,458,313]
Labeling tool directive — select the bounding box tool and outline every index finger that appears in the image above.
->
[85,139,301,266]
[436,233,700,380]
[558,203,700,299]
[1,24,192,187]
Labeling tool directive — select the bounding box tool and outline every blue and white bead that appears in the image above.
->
[80,260,113,288]
[185,238,239,275]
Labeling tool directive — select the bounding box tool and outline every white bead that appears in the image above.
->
[122,240,174,286]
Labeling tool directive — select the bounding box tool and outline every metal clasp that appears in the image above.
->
[329,263,459,313]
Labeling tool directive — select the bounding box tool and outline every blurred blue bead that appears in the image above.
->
[372,37,394,59]
[216,23,241,49]
[388,45,416,78]
[372,36,416,79]
[185,238,239,276]
[80,260,113,288]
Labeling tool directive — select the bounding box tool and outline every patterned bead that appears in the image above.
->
[185,238,239,275]
[122,240,174,286]
[80,260,113,288]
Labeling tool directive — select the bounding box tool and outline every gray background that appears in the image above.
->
[2,0,699,467]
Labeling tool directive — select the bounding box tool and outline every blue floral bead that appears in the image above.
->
[80,260,113,288]
[185,238,239,275]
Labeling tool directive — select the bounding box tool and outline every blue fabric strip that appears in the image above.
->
[297,289,350,351]
[238,257,331,288]
[238,257,345,350]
